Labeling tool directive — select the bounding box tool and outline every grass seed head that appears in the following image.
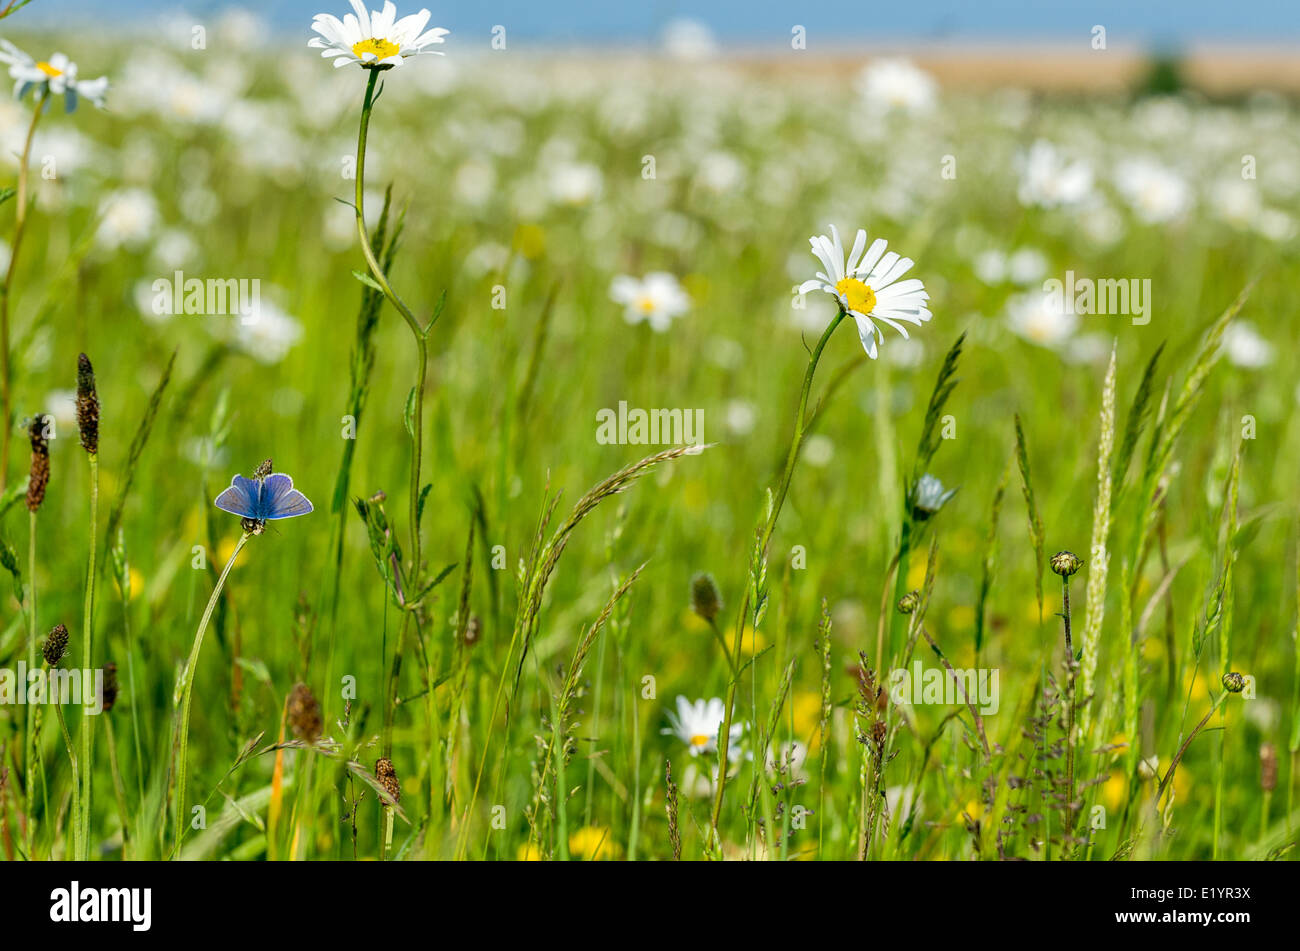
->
[375,756,401,803]
[287,682,323,742]
[690,572,722,622]
[76,353,100,455]
[43,623,69,667]
[1050,550,1083,577]
[26,415,50,512]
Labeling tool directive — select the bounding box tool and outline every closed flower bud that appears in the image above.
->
[76,353,100,455]
[1222,671,1246,694]
[375,756,401,804]
[43,623,69,667]
[690,572,722,622]
[896,590,921,615]
[1050,551,1083,577]
[26,415,49,512]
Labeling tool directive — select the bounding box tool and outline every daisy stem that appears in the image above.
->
[354,69,429,750]
[762,307,847,555]
[0,89,47,487]
[172,531,249,859]
[710,307,847,839]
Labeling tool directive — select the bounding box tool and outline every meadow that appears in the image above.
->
[0,5,1298,862]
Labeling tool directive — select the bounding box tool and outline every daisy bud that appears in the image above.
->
[43,623,69,667]
[101,663,118,713]
[1222,671,1246,694]
[76,353,99,455]
[287,682,323,743]
[375,756,401,804]
[896,590,921,615]
[26,415,49,512]
[1050,551,1083,577]
[690,572,722,623]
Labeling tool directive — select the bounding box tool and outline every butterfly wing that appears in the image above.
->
[214,475,260,518]
[257,472,314,520]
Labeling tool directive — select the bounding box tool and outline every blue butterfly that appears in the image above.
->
[214,473,314,523]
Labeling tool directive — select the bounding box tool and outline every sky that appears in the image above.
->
[20,0,1300,47]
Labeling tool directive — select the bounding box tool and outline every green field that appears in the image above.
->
[0,10,1298,862]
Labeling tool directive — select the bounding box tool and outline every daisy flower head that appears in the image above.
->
[662,696,743,759]
[309,1,448,70]
[798,225,932,359]
[610,272,690,332]
[0,41,108,112]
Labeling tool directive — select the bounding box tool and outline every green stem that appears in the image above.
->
[52,695,80,859]
[710,308,847,839]
[0,91,46,487]
[173,532,249,859]
[24,508,36,858]
[354,68,430,759]
[76,452,97,859]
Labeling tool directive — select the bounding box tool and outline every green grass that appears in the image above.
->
[0,24,1297,861]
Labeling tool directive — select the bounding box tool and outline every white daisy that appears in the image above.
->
[308,1,448,70]
[661,696,743,758]
[1115,158,1191,224]
[609,272,690,332]
[856,58,938,115]
[1017,140,1094,209]
[1221,321,1273,369]
[0,41,108,112]
[1005,290,1078,348]
[798,225,932,359]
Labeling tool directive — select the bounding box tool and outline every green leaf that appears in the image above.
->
[403,387,416,440]
[351,269,384,292]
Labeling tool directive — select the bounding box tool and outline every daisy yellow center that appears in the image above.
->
[351,37,401,61]
[36,61,63,78]
[835,277,876,314]
[635,295,657,314]
[689,734,709,747]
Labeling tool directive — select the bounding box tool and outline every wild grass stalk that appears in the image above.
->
[23,413,47,857]
[1077,345,1117,738]
[172,530,251,858]
[75,353,99,860]
[0,89,47,484]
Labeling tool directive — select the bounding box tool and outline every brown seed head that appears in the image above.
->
[375,756,401,804]
[101,663,118,712]
[76,353,99,455]
[26,415,50,512]
[253,458,273,480]
[287,682,322,743]
[43,623,69,667]
[1260,742,1277,792]
[690,572,722,623]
